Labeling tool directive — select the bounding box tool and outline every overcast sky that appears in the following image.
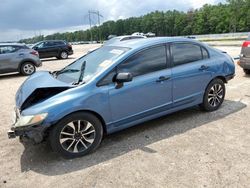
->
[0,0,225,41]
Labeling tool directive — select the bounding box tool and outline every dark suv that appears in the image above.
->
[32,40,73,59]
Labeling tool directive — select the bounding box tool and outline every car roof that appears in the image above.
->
[114,35,145,40]
[0,43,26,46]
[42,40,66,42]
[106,37,204,50]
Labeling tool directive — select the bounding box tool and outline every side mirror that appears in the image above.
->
[115,72,133,83]
[33,47,38,50]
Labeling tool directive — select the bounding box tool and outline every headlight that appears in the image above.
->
[14,113,48,128]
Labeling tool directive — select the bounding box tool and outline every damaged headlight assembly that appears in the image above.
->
[14,113,48,128]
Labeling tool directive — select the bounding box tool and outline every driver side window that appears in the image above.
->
[37,42,45,48]
[117,45,167,77]
[97,69,117,86]
[97,45,168,86]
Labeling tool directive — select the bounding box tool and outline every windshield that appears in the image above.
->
[55,46,129,84]
[31,41,43,48]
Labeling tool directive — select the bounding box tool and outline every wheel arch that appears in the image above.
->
[58,49,68,55]
[214,75,227,83]
[18,59,36,72]
[48,109,107,135]
[200,75,226,111]
[204,75,226,94]
[79,110,107,135]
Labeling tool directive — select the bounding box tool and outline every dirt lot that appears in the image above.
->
[0,44,249,188]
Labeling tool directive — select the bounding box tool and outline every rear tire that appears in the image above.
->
[243,69,250,74]
[20,62,36,76]
[49,112,103,159]
[200,79,225,112]
[59,51,68,59]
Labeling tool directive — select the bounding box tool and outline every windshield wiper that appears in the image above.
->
[56,69,80,76]
[72,61,86,85]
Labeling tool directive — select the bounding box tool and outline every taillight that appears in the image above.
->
[242,41,250,47]
[30,50,39,57]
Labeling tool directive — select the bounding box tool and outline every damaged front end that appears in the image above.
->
[8,105,49,143]
[20,87,70,111]
[8,71,74,143]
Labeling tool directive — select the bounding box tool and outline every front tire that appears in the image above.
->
[200,79,225,112]
[20,62,36,76]
[49,112,103,159]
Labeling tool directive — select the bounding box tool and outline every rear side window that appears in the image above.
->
[202,48,209,59]
[117,45,167,77]
[20,45,29,49]
[54,41,65,45]
[0,46,19,54]
[171,43,203,66]
[44,42,54,47]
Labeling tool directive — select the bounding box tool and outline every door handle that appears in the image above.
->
[19,53,24,56]
[199,65,209,71]
[156,76,171,82]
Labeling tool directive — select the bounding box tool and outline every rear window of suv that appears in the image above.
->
[53,41,65,45]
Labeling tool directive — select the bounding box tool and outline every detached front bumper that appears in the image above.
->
[7,130,16,139]
[7,108,47,143]
[8,125,46,143]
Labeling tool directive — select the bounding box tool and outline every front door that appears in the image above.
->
[36,42,55,58]
[108,45,173,128]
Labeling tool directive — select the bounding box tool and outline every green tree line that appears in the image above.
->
[20,0,250,44]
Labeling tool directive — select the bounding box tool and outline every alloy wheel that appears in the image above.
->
[59,120,96,153]
[208,83,224,107]
[23,64,35,75]
[61,52,68,59]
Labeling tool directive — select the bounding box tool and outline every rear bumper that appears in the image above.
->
[68,50,73,56]
[225,74,235,81]
[34,58,42,67]
[238,58,250,70]
[37,61,42,67]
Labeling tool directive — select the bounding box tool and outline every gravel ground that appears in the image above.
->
[0,44,249,188]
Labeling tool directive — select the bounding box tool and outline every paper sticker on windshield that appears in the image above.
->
[99,60,113,67]
[110,49,123,55]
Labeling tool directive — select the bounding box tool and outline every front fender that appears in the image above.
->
[21,86,111,128]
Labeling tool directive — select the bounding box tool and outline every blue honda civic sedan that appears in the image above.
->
[8,37,235,158]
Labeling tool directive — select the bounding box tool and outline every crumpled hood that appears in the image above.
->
[16,71,72,109]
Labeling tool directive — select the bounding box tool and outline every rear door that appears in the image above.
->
[49,41,61,56]
[43,41,58,57]
[0,46,19,73]
[170,42,213,107]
